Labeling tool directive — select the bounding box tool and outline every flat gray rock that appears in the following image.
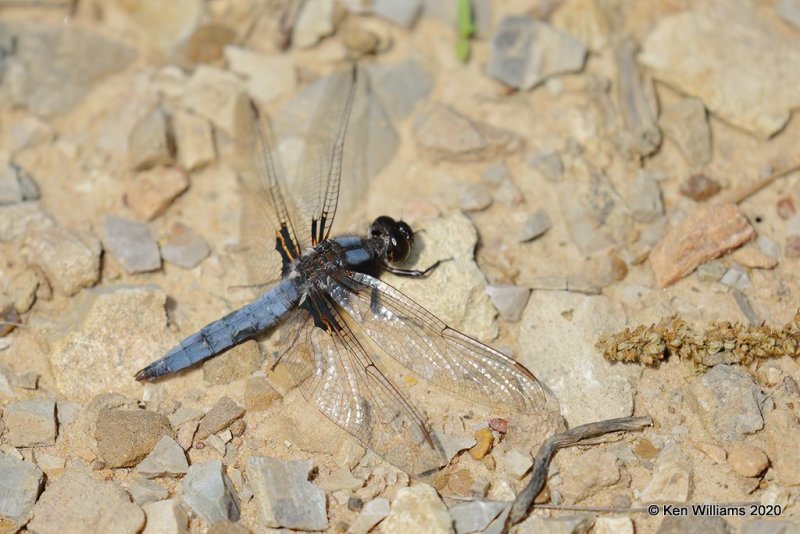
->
[347,497,390,534]
[4,24,135,116]
[487,17,586,90]
[137,436,189,478]
[519,210,551,242]
[160,222,210,269]
[0,454,43,528]
[449,500,508,534]
[628,171,664,223]
[103,215,161,273]
[518,291,634,426]
[141,499,189,534]
[126,476,169,506]
[688,364,766,442]
[247,456,327,531]
[28,465,144,534]
[181,460,240,525]
[4,398,57,447]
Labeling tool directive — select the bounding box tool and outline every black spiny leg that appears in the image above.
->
[384,258,450,278]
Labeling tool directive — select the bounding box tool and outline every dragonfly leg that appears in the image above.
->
[384,258,451,278]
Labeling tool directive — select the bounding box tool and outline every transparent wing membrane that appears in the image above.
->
[277,292,445,475]
[328,272,559,416]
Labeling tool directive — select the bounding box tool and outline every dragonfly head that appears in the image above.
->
[369,215,414,264]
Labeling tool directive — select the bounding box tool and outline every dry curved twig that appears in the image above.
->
[508,415,654,526]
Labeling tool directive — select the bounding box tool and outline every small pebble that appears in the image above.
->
[136,436,189,478]
[484,285,531,322]
[161,222,210,269]
[103,216,161,273]
[186,24,236,64]
[469,428,494,460]
[172,111,216,171]
[720,263,751,289]
[128,107,172,171]
[125,167,189,221]
[757,236,780,259]
[680,174,721,202]
[458,183,493,212]
[488,418,508,434]
[195,397,245,441]
[500,449,533,479]
[141,499,189,534]
[727,444,769,478]
[181,460,240,524]
[695,259,727,282]
[519,210,551,242]
[776,196,795,219]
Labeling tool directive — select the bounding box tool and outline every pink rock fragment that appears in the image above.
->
[650,204,754,287]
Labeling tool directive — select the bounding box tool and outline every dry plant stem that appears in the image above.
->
[508,415,654,526]
[714,163,800,205]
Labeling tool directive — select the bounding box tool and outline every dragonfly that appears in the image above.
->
[135,65,557,475]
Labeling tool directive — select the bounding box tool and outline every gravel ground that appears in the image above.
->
[1,1,800,533]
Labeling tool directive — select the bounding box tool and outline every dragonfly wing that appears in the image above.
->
[278,291,445,475]
[287,66,362,244]
[233,95,307,290]
[328,272,559,415]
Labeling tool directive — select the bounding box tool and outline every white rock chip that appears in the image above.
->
[0,453,43,529]
[247,456,327,531]
[181,460,239,524]
[142,499,189,534]
[103,216,161,273]
[382,484,452,534]
[172,111,215,171]
[449,500,508,534]
[137,436,189,478]
[126,476,168,506]
[347,497,390,534]
[638,443,692,503]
